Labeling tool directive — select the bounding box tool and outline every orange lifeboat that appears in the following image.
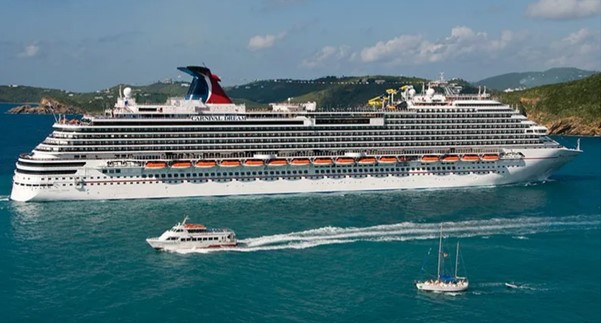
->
[244,159,264,167]
[145,161,167,169]
[358,157,377,165]
[313,158,333,166]
[335,157,355,165]
[378,156,398,164]
[482,154,500,161]
[421,155,439,163]
[267,159,288,167]
[220,160,242,167]
[442,155,460,163]
[171,161,192,168]
[462,154,480,162]
[290,158,311,166]
[195,160,217,168]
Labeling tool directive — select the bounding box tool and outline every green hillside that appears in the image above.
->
[2,74,484,112]
[227,76,436,108]
[476,67,596,91]
[225,75,430,107]
[496,73,601,135]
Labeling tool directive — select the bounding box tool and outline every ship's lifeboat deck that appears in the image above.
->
[290,158,311,166]
[220,160,242,167]
[244,159,264,167]
[421,155,440,163]
[482,154,500,161]
[378,156,397,164]
[461,155,480,162]
[172,161,193,168]
[145,161,167,169]
[267,159,288,167]
[195,160,217,168]
[335,157,355,165]
[358,157,377,165]
[442,155,460,163]
[313,158,333,166]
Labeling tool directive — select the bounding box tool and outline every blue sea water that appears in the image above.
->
[0,103,599,322]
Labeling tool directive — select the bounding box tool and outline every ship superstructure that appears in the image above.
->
[10,67,580,201]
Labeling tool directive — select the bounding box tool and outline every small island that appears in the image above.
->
[7,97,84,114]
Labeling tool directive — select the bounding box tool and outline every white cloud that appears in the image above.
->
[18,43,40,58]
[546,28,601,69]
[354,26,515,66]
[526,0,601,19]
[298,25,599,79]
[302,45,350,68]
[248,32,286,51]
[357,34,424,63]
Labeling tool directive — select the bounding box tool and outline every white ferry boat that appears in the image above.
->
[146,217,237,251]
[10,66,581,201]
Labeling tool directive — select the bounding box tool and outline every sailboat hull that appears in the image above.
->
[416,281,469,292]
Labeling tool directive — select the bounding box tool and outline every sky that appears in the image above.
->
[0,0,599,92]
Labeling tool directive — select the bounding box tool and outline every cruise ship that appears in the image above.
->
[10,66,581,202]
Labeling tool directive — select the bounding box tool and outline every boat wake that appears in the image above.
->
[469,282,548,295]
[173,214,600,254]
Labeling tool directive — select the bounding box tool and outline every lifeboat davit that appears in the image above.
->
[442,155,460,163]
[244,159,264,167]
[220,160,242,167]
[171,161,193,168]
[421,155,439,163]
[290,158,311,166]
[482,154,500,161]
[267,159,288,167]
[335,157,355,165]
[378,156,397,164]
[145,161,167,169]
[461,154,480,162]
[313,158,333,166]
[195,160,217,168]
[358,157,377,165]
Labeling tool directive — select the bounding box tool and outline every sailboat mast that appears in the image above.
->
[455,241,460,278]
[437,225,442,279]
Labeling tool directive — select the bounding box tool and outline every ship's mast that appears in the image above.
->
[437,225,443,280]
[455,241,460,278]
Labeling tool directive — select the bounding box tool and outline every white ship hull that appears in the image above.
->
[416,281,469,292]
[10,147,579,202]
[146,238,237,250]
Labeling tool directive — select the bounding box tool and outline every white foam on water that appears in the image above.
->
[174,214,600,254]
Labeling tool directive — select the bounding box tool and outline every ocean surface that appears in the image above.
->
[1,103,600,322]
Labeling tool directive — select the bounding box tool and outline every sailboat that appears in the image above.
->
[415,225,469,292]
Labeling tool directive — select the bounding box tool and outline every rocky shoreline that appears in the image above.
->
[6,97,84,114]
[526,111,601,136]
